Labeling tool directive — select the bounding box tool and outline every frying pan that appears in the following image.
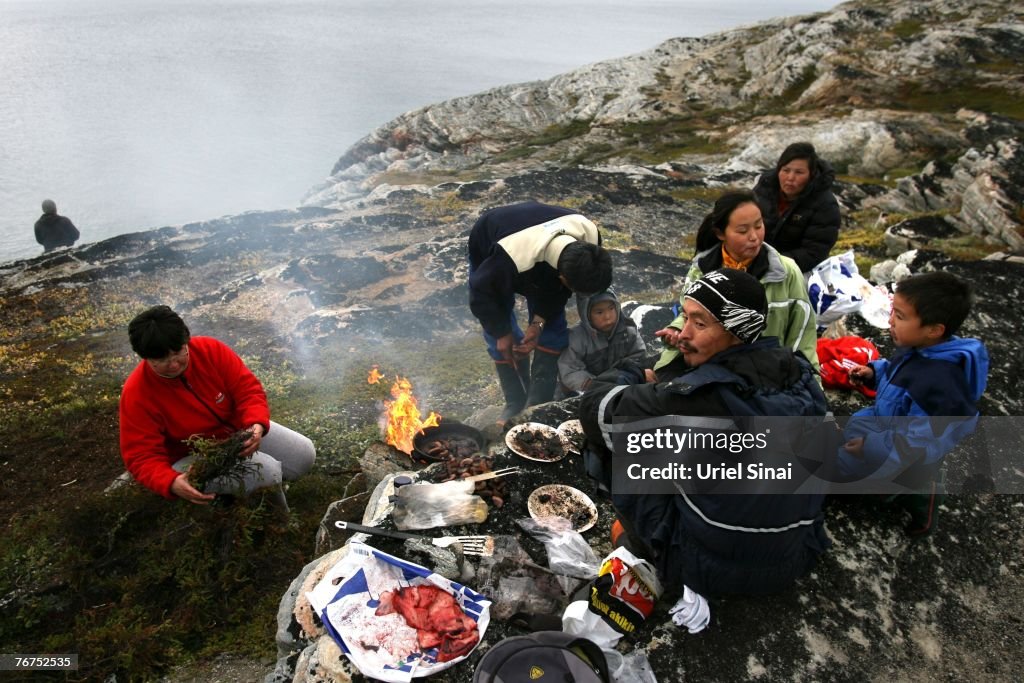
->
[412,422,486,462]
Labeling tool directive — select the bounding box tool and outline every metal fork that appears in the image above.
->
[464,466,521,483]
[334,520,494,556]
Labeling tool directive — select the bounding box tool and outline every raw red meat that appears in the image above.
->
[375,585,479,662]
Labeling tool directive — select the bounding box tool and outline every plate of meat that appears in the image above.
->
[557,419,585,454]
[505,422,567,462]
[527,484,598,532]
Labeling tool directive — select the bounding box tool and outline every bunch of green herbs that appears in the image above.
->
[185,430,262,494]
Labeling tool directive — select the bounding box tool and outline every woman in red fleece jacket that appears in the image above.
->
[119,306,315,507]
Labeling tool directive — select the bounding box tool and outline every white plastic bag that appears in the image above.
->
[807,250,874,325]
[516,517,601,580]
[561,546,663,649]
[857,283,893,328]
[308,542,491,682]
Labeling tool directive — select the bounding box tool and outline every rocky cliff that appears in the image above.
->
[304,0,1024,220]
[1,0,1022,681]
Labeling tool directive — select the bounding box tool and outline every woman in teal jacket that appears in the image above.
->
[655,191,819,378]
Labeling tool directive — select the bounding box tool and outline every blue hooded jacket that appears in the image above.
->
[839,336,989,484]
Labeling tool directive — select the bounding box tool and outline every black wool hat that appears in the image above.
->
[683,268,768,343]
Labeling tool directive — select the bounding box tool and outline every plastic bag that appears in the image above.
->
[307,542,491,683]
[857,282,893,328]
[807,250,875,325]
[475,536,566,620]
[391,480,488,530]
[562,546,663,649]
[605,650,659,683]
[817,336,880,397]
[516,517,601,580]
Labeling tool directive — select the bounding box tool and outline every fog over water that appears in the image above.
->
[0,0,837,262]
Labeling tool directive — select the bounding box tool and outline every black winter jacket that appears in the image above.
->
[467,202,598,338]
[753,158,841,272]
[580,339,832,595]
[34,213,80,253]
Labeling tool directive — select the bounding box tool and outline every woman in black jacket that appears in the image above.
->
[753,142,840,273]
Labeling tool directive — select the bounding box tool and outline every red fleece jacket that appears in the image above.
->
[118,336,270,498]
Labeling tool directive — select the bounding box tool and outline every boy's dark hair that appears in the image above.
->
[558,242,613,295]
[695,190,760,253]
[895,271,973,338]
[128,305,191,359]
[776,141,819,174]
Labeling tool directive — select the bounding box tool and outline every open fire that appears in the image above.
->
[368,366,440,454]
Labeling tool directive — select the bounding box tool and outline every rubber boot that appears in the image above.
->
[896,483,943,538]
[527,350,560,406]
[495,360,529,425]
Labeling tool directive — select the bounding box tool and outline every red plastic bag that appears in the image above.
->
[817,336,880,398]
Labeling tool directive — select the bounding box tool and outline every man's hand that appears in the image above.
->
[496,334,517,362]
[655,327,682,349]
[644,369,657,384]
[848,365,874,387]
[170,472,216,504]
[513,321,543,356]
[843,437,865,458]
[239,424,264,458]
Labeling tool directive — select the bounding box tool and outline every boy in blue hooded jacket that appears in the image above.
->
[838,271,989,536]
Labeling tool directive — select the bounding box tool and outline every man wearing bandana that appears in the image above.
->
[579,268,830,601]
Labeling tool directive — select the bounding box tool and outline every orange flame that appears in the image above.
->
[367,366,383,384]
[380,374,441,454]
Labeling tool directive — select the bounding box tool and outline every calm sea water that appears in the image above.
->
[0,0,837,262]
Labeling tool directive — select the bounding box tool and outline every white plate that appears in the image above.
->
[557,419,584,454]
[527,484,598,532]
[505,422,567,462]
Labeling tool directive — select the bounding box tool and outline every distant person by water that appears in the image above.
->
[34,199,80,253]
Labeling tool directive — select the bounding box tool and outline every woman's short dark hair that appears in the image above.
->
[128,305,190,359]
[776,142,819,174]
[558,242,613,295]
[695,190,760,253]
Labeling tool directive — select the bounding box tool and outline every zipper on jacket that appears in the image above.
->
[180,376,238,432]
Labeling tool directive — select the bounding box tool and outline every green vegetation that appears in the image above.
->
[414,191,472,223]
[525,119,593,147]
[777,65,818,105]
[492,145,537,162]
[492,120,596,164]
[897,83,1024,120]
[669,185,732,203]
[931,234,1006,261]
[599,228,636,250]
[372,168,484,188]
[567,142,618,166]
[890,19,925,39]
[837,166,920,188]
[610,116,724,164]
[0,290,401,681]
[0,476,345,681]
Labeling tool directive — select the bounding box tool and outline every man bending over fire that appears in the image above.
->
[468,201,613,426]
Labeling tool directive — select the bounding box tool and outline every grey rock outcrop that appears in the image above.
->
[868,114,1024,251]
[304,0,1023,208]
